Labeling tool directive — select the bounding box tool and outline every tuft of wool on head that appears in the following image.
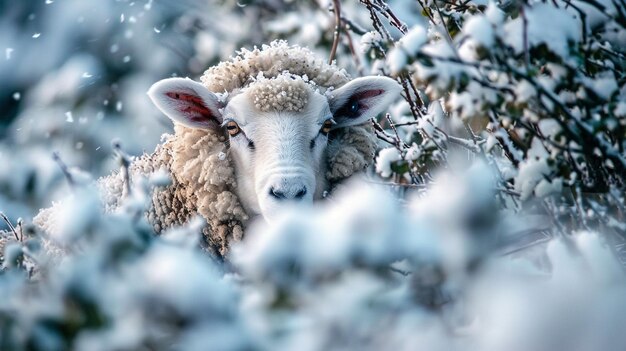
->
[247,72,310,112]
[201,40,350,94]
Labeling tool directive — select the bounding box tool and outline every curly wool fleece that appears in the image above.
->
[35,41,378,258]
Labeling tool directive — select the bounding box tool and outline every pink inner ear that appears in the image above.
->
[166,92,215,125]
[353,89,384,111]
[354,89,384,100]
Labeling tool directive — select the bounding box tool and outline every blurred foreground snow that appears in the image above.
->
[1,165,625,350]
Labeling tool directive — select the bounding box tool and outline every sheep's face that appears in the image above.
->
[221,89,332,218]
[148,76,400,221]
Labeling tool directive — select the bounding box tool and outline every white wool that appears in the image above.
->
[247,72,310,112]
[200,40,350,94]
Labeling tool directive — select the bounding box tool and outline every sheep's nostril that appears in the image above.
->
[294,188,307,199]
[269,187,286,200]
[268,186,307,201]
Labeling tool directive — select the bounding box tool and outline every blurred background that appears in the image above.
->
[0,0,419,223]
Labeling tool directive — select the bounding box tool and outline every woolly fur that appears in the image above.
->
[34,41,378,258]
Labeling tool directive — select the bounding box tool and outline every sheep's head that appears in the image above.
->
[148,61,399,222]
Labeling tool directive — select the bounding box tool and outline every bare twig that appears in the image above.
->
[392,121,420,127]
[432,0,454,43]
[52,152,75,188]
[386,113,409,149]
[405,75,425,109]
[386,114,421,184]
[328,0,342,65]
[400,76,423,119]
[372,119,398,145]
[369,0,408,34]
[17,218,23,242]
[446,135,482,153]
[521,6,530,71]
[340,16,368,35]
[389,266,411,276]
[360,0,393,41]
[364,179,427,189]
[0,212,19,241]
[342,22,365,75]
[112,140,132,197]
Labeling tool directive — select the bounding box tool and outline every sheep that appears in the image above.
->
[34,41,401,258]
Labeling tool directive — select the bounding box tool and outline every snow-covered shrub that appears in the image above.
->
[2,165,624,350]
[357,0,626,255]
[233,169,626,351]
[0,175,253,350]
[1,0,625,350]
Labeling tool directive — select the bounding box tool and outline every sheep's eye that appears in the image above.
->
[321,120,334,135]
[349,100,359,114]
[226,121,241,136]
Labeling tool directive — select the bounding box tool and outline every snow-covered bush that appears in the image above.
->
[361,0,626,256]
[1,0,625,350]
[2,164,625,350]
[0,174,254,350]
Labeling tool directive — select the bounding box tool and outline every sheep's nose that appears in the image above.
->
[269,186,307,201]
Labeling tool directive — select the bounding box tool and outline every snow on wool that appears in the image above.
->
[34,41,399,258]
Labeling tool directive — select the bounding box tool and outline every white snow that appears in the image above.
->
[583,74,618,100]
[515,80,537,103]
[386,25,428,73]
[375,147,402,178]
[360,31,382,53]
[463,15,495,48]
[503,3,581,60]
[515,158,551,200]
[534,178,563,197]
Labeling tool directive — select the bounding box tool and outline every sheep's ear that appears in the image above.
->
[148,77,223,130]
[328,76,401,129]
